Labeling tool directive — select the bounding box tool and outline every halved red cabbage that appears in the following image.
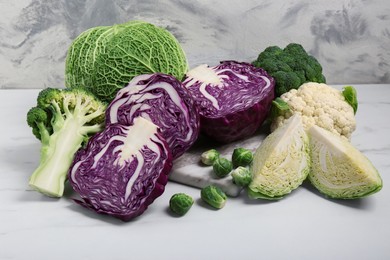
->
[106,73,200,159]
[68,117,172,221]
[183,61,275,143]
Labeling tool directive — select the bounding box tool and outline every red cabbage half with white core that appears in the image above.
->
[182,61,275,143]
[68,117,172,221]
[106,73,200,159]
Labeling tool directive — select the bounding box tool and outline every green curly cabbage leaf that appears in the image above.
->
[65,21,188,102]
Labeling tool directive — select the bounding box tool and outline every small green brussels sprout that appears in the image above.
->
[231,166,252,187]
[169,193,194,216]
[200,149,220,166]
[232,148,253,168]
[212,157,233,178]
[201,185,227,209]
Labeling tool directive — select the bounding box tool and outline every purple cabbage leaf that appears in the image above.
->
[106,73,200,159]
[68,117,172,221]
[182,61,275,143]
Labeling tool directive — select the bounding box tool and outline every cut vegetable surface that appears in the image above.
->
[248,114,310,200]
[183,60,275,143]
[106,73,200,159]
[27,88,106,198]
[68,117,172,221]
[308,125,382,199]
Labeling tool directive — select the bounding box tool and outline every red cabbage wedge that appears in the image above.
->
[183,61,275,143]
[106,73,200,159]
[68,117,172,221]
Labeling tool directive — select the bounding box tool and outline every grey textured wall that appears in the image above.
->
[0,0,389,89]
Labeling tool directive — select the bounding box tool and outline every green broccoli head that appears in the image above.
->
[284,43,308,56]
[37,88,62,109]
[63,87,107,125]
[27,87,107,197]
[29,88,106,137]
[272,71,302,95]
[257,46,283,60]
[26,106,51,141]
[252,43,326,96]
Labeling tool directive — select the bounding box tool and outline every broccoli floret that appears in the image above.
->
[27,107,51,141]
[284,43,307,56]
[252,43,326,96]
[272,71,302,94]
[257,46,283,60]
[27,87,106,197]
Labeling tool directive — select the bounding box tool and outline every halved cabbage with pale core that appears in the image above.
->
[308,125,382,199]
[248,114,310,199]
[68,117,172,221]
[183,61,275,143]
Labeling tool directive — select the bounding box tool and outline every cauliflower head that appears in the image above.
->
[271,82,356,139]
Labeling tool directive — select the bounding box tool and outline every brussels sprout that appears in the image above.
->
[231,166,252,187]
[201,185,227,209]
[232,148,253,168]
[201,149,220,166]
[213,157,233,178]
[169,193,194,216]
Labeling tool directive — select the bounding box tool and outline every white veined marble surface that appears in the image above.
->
[0,0,389,89]
[0,84,389,259]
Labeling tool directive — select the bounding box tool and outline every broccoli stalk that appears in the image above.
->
[27,88,106,197]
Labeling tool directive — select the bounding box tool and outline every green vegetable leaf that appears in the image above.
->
[270,97,290,119]
[342,86,358,114]
[65,21,188,103]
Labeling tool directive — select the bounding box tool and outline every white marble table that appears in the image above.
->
[1,85,389,260]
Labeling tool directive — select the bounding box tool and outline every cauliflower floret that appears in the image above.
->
[271,82,356,139]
